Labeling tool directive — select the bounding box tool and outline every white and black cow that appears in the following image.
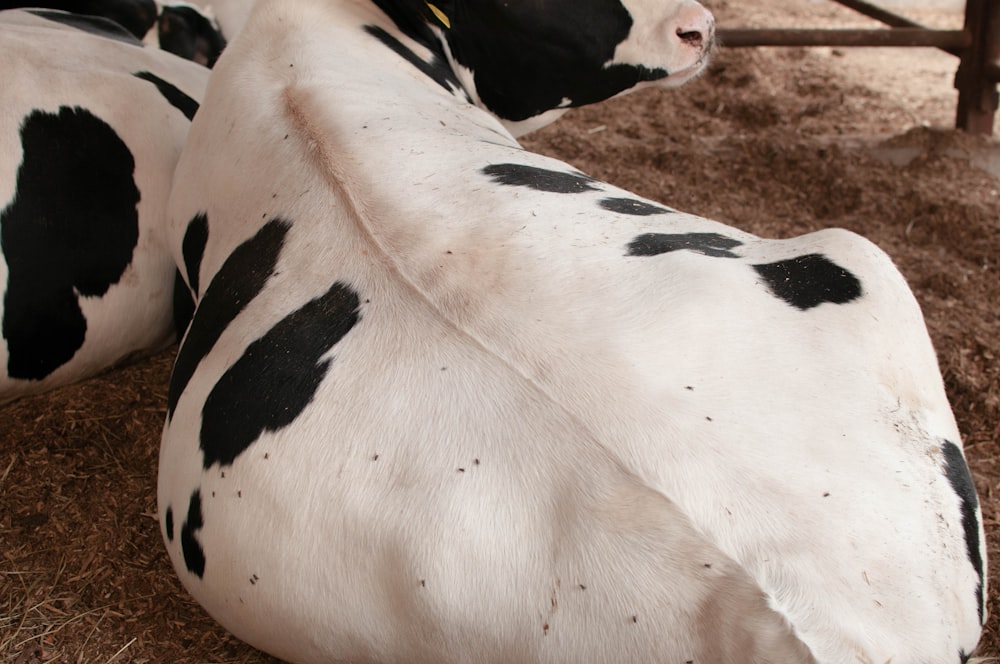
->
[0,0,228,66]
[148,0,228,67]
[0,9,209,403]
[159,0,985,662]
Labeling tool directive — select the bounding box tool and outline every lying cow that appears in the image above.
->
[0,0,227,65]
[0,9,209,403]
[158,0,985,662]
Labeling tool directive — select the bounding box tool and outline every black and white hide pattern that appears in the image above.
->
[159,0,985,662]
[0,9,209,403]
[148,0,227,67]
[0,0,227,66]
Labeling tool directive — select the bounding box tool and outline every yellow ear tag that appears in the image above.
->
[426,2,451,28]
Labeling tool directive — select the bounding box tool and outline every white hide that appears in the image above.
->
[0,10,209,403]
[160,0,985,662]
[189,0,256,40]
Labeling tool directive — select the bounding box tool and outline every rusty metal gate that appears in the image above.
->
[716,0,1000,134]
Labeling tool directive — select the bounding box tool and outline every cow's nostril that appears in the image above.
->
[676,28,704,48]
[672,5,715,53]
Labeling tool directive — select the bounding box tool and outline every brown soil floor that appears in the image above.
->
[2,0,998,661]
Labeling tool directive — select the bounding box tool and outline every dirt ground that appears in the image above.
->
[2,0,998,662]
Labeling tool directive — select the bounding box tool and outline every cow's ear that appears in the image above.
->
[424,1,452,28]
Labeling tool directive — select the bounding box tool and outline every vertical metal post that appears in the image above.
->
[955,0,1000,134]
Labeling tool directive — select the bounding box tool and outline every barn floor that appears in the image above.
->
[2,0,998,661]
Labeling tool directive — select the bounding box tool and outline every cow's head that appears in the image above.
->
[151,1,227,67]
[424,0,715,134]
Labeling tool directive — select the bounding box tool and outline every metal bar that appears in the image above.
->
[955,0,1000,133]
[988,60,1000,83]
[715,0,996,135]
[717,28,970,49]
[831,0,925,29]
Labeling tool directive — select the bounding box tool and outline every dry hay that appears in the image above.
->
[1,0,998,661]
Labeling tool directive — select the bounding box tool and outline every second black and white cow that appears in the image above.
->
[0,0,228,66]
[148,1,228,67]
[159,0,985,662]
[0,9,209,403]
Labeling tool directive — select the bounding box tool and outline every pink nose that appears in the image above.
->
[671,4,715,52]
